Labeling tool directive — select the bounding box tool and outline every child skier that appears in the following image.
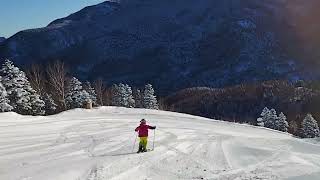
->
[135,119,156,153]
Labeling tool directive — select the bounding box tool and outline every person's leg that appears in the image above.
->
[137,137,143,153]
[141,137,148,152]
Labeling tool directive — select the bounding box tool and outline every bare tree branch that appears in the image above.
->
[93,78,105,106]
[26,64,45,95]
[46,61,68,110]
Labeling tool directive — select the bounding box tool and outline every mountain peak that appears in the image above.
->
[47,1,120,29]
[1,0,320,94]
[0,37,6,45]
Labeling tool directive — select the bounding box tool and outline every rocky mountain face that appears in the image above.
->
[1,0,320,94]
[0,37,5,44]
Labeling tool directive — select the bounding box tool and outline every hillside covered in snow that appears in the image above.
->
[0,107,320,180]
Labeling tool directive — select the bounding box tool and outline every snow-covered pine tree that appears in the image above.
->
[264,108,278,130]
[301,114,320,138]
[30,91,45,115]
[0,78,13,112]
[277,112,289,132]
[143,84,158,109]
[257,107,287,132]
[84,81,97,106]
[111,83,124,107]
[66,77,91,109]
[0,59,45,115]
[1,60,31,114]
[257,107,289,132]
[257,117,264,127]
[257,107,269,127]
[133,89,143,108]
[125,84,135,108]
[111,83,135,108]
[43,93,58,115]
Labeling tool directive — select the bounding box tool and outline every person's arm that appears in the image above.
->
[135,126,140,132]
[148,125,156,130]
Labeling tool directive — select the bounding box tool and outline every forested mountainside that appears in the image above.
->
[1,0,320,94]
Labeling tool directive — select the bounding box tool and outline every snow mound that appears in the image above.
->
[0,107,320,180]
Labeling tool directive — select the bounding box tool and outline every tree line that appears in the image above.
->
[1,59,319,139]
[257,107,319,138]
[163,81,320,139]
[0,59,159,115]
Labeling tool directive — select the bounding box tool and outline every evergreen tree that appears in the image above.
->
[43,93,58,115]
[30,92,45,115]
[66,77,91,109]
[84,81,97,106]
[277,112,289,132]
[257,107,288,132]
[125,84,135,108]
[111,83,124,107]
[133,89,143,108]
[0,79,13,112]
[264,108,277,130]
[111,83,135,108]
[257,107,269,127]
[257,117,264,127]
[143,84,158,109]
[301,114,320,138]
[0,59,45,115]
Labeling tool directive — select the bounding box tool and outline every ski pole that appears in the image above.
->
[132,132,137,153]
[152,129,156,151]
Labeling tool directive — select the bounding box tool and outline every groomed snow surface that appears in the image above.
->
[1,107,320,180]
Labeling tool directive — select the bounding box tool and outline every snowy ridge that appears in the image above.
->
[0,107,320,180]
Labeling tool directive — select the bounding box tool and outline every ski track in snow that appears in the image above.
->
[0,107,320,180]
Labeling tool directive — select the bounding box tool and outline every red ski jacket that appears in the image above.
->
[135,123,156,137]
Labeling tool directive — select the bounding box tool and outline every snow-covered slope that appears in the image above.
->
[0,107,320,180]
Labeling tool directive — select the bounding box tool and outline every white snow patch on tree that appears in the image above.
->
[277,112,289,132]
[143,84,158,109]
[0,59,44,115]
[257,107,289,132]
[257,117,264,127]
[111,83,135,108]
[43,93,58,115]
[66,77,91,109]
[133,89,143,108]
[301,114,320,138]
[0,78,13,112]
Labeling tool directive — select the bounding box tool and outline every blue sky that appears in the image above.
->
[0,0,105,38]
